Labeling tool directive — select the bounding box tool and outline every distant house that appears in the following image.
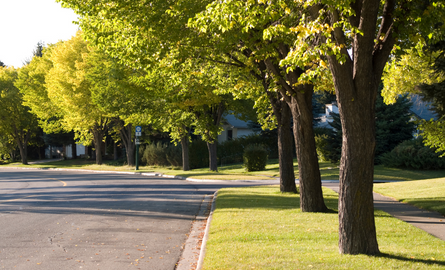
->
[45,144,88,159]
[218,114,258,143]
[315,95,437,130]
[409,95,437,121]
[316,101,339,129]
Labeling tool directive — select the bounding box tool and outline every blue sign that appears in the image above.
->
[135,126,142,136]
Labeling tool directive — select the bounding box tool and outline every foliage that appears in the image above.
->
[0,66,39,164]
[188,139,209,169]
[375,93,416,158]
[380,137,445,170]
[314,127,332,162]
[382,48,444,104]
[243,144,268,172]
[141,142,172,167]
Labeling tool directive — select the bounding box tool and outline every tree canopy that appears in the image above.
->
[0,66,39,164]
[57,0,445,255]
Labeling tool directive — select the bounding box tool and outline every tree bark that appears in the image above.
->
[271,96,297,193]
[71,141,77,159]
[289,88,327,212]
[113,141,118,160]
[181,136,190,171]
[92,129,103,165]
[327,53,380,254]
[316,0,396,254]
[253,61,297,193]
[119,123,135,166]
[264,57,327,212]
[336,88,379,254]
[13,128,29,165]
[16,138,28,165]
[207,141,218,171]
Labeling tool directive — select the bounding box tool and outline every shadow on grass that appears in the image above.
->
[216,191,338,214]
[403,198,445,216]
[374,253,445,267]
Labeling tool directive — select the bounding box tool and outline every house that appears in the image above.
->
[409,95,437,121]
[315,95,437,130]
[218,114,258,143]
[316,101,339,129]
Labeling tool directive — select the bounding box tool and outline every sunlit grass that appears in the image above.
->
[374,178,445,215]
[2,158,445,181]
[203,186,445,269]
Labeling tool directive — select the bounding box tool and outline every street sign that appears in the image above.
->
[135,138,141,145]
[135,126,142,137]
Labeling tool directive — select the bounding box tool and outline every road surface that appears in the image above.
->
[0,168,246,270]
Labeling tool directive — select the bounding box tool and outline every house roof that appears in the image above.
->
[224,114,252,129]
[410,95,437,121]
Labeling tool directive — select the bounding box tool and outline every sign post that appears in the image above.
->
[135,126,142,170]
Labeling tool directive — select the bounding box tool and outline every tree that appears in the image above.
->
[0,60,5,67]
[417,41,445,154]
[142,55,240,172]
[278,0,445,254]
[326,90,415,162]
[17,33,113,165]
[381,42,445,154]
[0,67,39,164]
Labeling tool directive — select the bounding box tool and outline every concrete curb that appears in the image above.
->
[176,194,214,270]
[196,191,218,270]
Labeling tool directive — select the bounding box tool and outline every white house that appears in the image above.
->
[218,114,258,143]
[316,102,339,129]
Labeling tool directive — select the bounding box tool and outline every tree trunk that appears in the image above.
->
[337,94,379,254]
[207,141,218,171]
[275,100,297,193]
[92,128,103,165]
[114,141,118,160]
[181,136,190,171]
[16,139,28,165]
[71,141,77,159]
[263,56,327,212]
[119,123,135,166]
[288,89,327,212]
[328,55,380,254]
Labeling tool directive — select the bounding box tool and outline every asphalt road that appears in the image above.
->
[0,169,255,270]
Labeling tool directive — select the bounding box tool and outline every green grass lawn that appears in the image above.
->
[374,178,445,215]
[3,158,445,181]
[203,186,445,269]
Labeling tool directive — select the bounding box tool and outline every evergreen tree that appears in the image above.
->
[326,89,415,163]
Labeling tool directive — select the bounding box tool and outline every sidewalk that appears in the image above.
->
[322,181,445,241]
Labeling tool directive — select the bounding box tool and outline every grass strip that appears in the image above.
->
[203,186,445,269]
[2,159,445,181]
[374,178,445,216]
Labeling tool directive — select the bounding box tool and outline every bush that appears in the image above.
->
[380,137,445,170]
[314,127,332,162]
[141,142,169,166]
[189,139,209,169]
[165,144,182,167]
[243,144,268,171]
[218,139,244,165]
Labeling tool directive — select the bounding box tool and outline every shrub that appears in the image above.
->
[314,127,332,162]
[189,139,209,169]
[243,144,268,171]
[218,139,244,165]
[165,144,182,167]
[380,137,445,170]
[141,142,169,166]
